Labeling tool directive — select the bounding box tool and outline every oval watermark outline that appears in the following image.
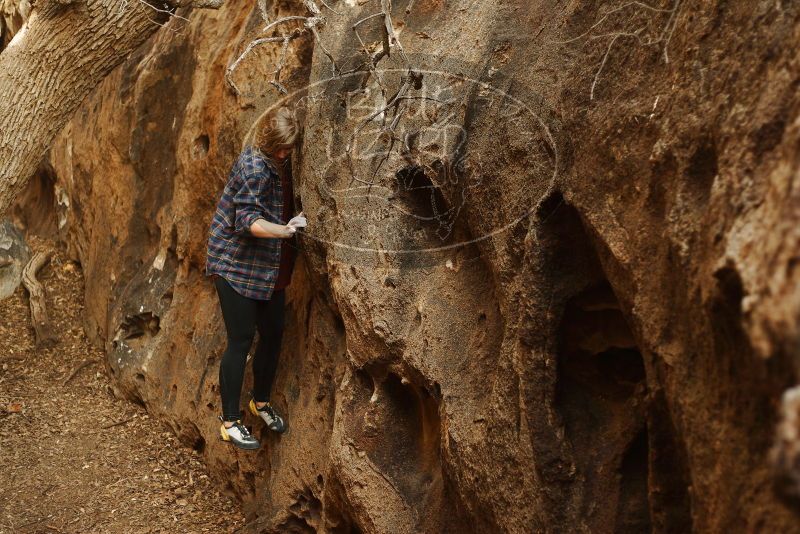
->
[244,66,561,255]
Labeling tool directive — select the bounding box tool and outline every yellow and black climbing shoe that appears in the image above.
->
[249,398,287,434]
[218,416,260,450]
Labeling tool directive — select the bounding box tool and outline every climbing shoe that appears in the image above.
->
[218,416,260,450]
[249,397,287,433]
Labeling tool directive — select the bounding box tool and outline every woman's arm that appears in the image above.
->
[231,150,297,239]
[232,164,271,236]
[250,218,295,239]
[232,152,292,238]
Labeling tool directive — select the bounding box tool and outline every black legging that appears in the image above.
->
[214,276,285,422]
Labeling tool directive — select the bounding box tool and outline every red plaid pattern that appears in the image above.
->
[205,145,286,300]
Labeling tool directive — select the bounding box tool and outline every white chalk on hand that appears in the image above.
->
[287,212,307,229]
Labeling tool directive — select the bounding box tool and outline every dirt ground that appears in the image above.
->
[0,236,246,534]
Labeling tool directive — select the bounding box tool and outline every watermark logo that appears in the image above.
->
[247,55,564,266]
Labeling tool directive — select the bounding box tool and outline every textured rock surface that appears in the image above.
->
[21,0,800,532]
[0,219,29,300]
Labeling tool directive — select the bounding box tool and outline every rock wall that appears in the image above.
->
[25,0,800,532]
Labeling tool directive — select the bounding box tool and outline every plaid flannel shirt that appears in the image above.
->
[205,145,285,300]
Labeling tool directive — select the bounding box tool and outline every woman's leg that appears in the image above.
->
[214,276,258,422]
[252,288,286,403]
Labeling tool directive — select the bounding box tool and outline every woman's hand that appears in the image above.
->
[287,211,307,230]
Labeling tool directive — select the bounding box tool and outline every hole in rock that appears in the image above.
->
[556,280,651,531]
[709,263,751,367]
[281,516,315,533]
[243,472,257,497]
[752,116,786,160]
[333,313,345,333]
[354,368,374,396]
[615,428,651,532]
[10,160,58,237]
[647,389,693,532]
[114,311,161,350]
[364,373,441,502]
[272,489,318,534]
[352,371,467,531]
[542,199,679,531]
[707,262,785,461]
[394,165,453,239]
[193,134,210,159]
[327,514,363,534]
[685,137,718,207]
[712,264,744,322]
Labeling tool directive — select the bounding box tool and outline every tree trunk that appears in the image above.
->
[0,0,186,215]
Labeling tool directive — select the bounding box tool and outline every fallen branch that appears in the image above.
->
[62,359,98,386]
[22,251,56,348]
[102,416,136,429]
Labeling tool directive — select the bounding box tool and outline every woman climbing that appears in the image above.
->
[205,105,307,450]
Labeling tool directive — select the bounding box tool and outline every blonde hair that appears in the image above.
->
[254,106,299,157]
